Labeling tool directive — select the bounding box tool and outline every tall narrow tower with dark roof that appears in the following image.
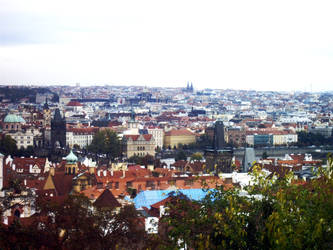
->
[213,120,226,150]
[43,98,52,147]
[204,120,233,173]
[0,153,4,191]
[51,108,66,148]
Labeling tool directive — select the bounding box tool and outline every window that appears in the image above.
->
[126,181,133,188]
[115,182,119,189]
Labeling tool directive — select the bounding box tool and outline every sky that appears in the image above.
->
[1,0,333,92]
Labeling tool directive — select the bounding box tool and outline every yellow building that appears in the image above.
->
[123,134,155,158]
[164,129,196,148]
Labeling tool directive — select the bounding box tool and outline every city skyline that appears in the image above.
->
[1,0,333,92]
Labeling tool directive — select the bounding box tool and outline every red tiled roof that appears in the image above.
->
[165,129,195,136]
[66,101,83,106]
[12,157,46,172]
[52,172,74,196]
[150,196,173,210]
[289,154,305,162]
[124,134,153,141]
[67,127,99,134]
[93,189,121,208]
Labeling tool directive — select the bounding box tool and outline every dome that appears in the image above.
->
[66,150,78,164]
[3,114,26,123]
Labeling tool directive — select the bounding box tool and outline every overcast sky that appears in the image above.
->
[1,0,333,91]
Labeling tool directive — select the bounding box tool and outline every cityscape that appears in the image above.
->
[0,83,332,248]
[1,0,333,249]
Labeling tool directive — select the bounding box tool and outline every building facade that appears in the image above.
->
[66,127,99,149]
[123,134,155,158]
[164,129,196,148]
[147,127,164,149]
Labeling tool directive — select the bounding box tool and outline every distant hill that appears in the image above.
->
[0,86,58,103]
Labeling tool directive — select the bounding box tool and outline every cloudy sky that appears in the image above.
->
[1,0,333,91]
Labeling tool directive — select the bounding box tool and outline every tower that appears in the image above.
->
[213,120,226,150]
[128,108,139,131]
[43,99,52,147]
[65,150,78,175]
[204,120,233,173]
[0,153,4,192]
[51,108,66,148]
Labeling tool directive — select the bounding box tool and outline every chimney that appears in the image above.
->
[103,170,107,177]
[122,169,125,178]
[24,179,27,186]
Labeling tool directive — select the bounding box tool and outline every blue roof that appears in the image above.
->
[133,188,214,209]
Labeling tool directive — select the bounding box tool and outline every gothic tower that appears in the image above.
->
[213,120,226,150]
[51,108,66,148]
[43,99,52,147]
[204,120,233,174]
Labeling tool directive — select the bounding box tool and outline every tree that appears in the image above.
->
[175,150,187,161]
[87,130,122,161]
[297,131,333,146]
[158,156,333,249]
[1,194,149,249]
[0,135,17,155]
[190,152,203,161]
[128,154,155,166]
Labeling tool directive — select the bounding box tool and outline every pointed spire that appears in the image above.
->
[43,97,49,110]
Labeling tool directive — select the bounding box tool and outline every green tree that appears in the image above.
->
[175,150,187,161]
[190,152,203,161]
[88,130,122,160]
[158,156,333,249]
[128,154,155,167]
[0,135,17,155]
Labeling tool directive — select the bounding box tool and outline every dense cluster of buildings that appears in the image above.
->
[0,84,332,233]
[1,85,333,152]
